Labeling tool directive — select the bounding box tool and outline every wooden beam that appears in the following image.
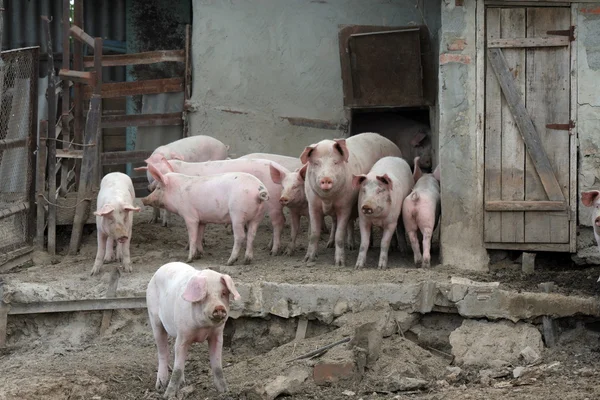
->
[8,296,147,315]
[485,201,567,211]
[487,48,565,202]
[83,50,185,68]
[101,112,182,128]
[35,122,48,250]
[484,242,570,252]
[101,150,153,166]
[69,24,95,48]
[487,36,569,48]
[0,202,29,219]
[58,69,96,85]
[0,137,27,150]
[56,149,83,159]
[83,78,184,99]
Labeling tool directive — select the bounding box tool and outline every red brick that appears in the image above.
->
[581,7,600,14]
[447,39,467,51]
[313,362,355,385]
[439,53,471,65]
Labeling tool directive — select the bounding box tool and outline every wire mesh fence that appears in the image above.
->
[0,47,38,255]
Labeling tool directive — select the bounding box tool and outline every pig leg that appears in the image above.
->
[269,209,285,256]
[304,201,323,263]
[320,215,329,235]
[421,227,434,268]
[334,209,352,267]
[346,219,356,250]
[378,224,397,270]
[149,316,170,390]
[164,336,190,399]
[407,230,422,266]
[355,217,372,269]
[184,219,200,262]
[161,209,169,227]
[121,242,133,273]
[395,218,408,253]
[208,332,228,393]
[104,237,115,262]
[149,207,160,224]
[244,217,260,264]
[326,216,336,248]
[196,223,206,257]
[285,211,302,256]
[91,230,108,276]
[227,221,246,266]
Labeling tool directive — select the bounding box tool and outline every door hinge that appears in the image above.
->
[547,26,575,42]
[546,120,575,134]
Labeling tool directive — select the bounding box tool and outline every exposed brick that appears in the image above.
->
[447,39,467,51]
[313,362,355,385]
[439,53,471,65]
[581,7,600,14]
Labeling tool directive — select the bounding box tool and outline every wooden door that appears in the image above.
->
[483,7,575,252]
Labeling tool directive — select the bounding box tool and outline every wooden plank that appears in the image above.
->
[0,202,30,219]
[484,8,502,243]
[0,283,7,348]
[0,138,27,150]
[83,78,184,99]
[295,318,309,341]
[476,0,486,244]
[500,8,526,244]
[486,201,567,211]
[8,296,147,315]
[58,69,96,85]
[569,4,577,253]
[56,149,83,159]
[488,36,569,48]
[69,24,95,48]
[35,122,48,250]
[487,48,565,203]
[83,50,185,68]
[101,113,183,128]
[522,252,536,274]
[524,7,571,243]
[101,150,153,166]
[484,242,571,252]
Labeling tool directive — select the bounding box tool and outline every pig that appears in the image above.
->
[301,132,403,266]
[91,172,141,276]
[147,262,241,398]
[402,158,441,268]
[352,113,433,171]
[144,157,288,256]
[580,190,600,282]
[141,163,269,265]
[353,157,414,269]
[240,153,302,171]
[136,135,230,227]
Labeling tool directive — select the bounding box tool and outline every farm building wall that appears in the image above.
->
[187,0,441,158]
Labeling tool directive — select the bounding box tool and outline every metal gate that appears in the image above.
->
[0,47,39,266]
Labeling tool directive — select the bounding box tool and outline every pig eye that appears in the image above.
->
[333,160,339,165]
[221,290,228,297]
[313,160,321,166]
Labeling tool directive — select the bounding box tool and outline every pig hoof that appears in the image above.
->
[226,257,238,266]
[270,248,281,256]
[378,264,387,270]
[354,263,364,270]
[326,241,334,249]
[90,264,102,276]
[284,247,294,257]
[335,259,346,267]
[243,256,252,265]
[123,264,133,273]
[422,260,431,268]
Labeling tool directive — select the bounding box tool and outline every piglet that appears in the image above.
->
[581,190,600,282]
[91,172,140,276]
[353,157,414,269]
[402,158,441,268]
[147,262,241,398]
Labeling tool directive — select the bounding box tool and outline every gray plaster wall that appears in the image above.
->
[188,0,440,157]
[577,4,600,227]
[437,0,489,271]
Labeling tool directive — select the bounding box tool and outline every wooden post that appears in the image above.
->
[73,0,84,189]
[68,94,101,254]
[539,282,559,347]
[94,37,103,187]
[522,252,536,275]
[28,47,40,246]
[0,282,8,348]
[183,24,191,138]
[59,0,71,197]
[42,16,57,256]
[100,268,121,335]
[35,120,48,250]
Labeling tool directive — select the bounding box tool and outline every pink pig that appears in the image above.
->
[141,164,269,265]
[353,157,414,269]
[402,158,441,268]
[300,132,402,266]
[147,262,241,398]
[91,172,140,276]
[581,190,600,282]
[137,135,230,227]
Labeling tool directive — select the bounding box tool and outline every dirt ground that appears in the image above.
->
[2,206,600,399]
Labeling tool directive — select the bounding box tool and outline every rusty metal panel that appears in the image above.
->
[339,25,434,108]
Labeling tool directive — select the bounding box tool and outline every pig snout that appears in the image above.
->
[320,177,334,191]
[279,196,289,206]
[595,216,600,227]
[211,305,228,321]
[361,204,374,215]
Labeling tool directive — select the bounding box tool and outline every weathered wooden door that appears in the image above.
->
[483,6,576,252]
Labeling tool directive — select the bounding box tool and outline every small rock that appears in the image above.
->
[260,366,310,400]
[520,346,541,364]
[578,367,594,377]
[334,301,349,317]
[513,366,525,378]
[436,379,450,388]
[445,366,462,383]
[342,390,355,396]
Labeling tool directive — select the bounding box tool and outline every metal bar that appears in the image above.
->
[58,69,96,85]
[101,150,153,166]
[43,15,57,256]
[101,113,183,128]
[8,296,147,315]
[83,78,184,99]
[35,122,48,250]
[0,202,29,220]
[0,138,27,150]
[82,50,185,68]
[69,25,95,49]
[28,47,40,246]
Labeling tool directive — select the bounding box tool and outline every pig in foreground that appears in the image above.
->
[147,262,241,398]
[141,163,269,265]
[353,157,414,269]
[91,172,140,276]
[136,135,229,227]
[402,158,441,268]
[581,190,600,282]
[301,132,403,266]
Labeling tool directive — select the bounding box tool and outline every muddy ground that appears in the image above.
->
[1,205,600,399]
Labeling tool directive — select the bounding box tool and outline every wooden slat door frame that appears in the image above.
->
[476,1,578,253]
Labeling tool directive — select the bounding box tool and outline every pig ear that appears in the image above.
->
[94,204,114,216]
[159,156,175,172]
[269,163,287,184]
[300,145,316,164]
[376,174,394,191]
[581,191,600,207]
[352,174,367,189]
[413,157,423,182]
[410,131,428,147]
[221,274,241,301]
[433,165,441,183]
[124,204,141,212]
[133,166,148,172]
[148,163,169,187]
[333,139,350,163]
[298,164,308,181]
[182,275,208,303]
